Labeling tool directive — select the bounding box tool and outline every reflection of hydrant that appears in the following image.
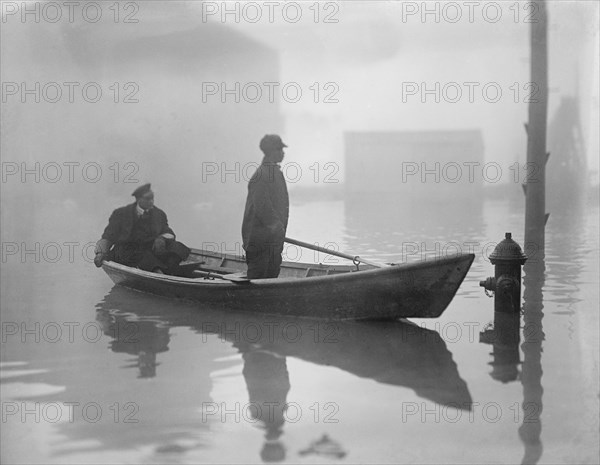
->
[480,232,527,313]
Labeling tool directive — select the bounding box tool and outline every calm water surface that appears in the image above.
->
[1,194,598,464]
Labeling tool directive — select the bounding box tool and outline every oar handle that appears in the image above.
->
[284,237,384,268]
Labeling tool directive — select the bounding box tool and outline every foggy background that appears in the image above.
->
[1,3,599,464]
[1,0,599,246]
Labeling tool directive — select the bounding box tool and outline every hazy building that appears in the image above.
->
[1,3,283,205]
[345,130,485,200]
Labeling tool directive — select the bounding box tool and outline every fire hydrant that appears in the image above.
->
[480,232,527,313]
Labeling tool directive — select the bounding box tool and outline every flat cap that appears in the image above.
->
[132,183,152,199]
[259,134,287,152]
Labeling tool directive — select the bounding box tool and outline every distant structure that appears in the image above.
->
[345,130,484,200]
[4,3,283,201]
[546,96,587,210]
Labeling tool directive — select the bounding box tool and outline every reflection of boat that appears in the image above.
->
[228,317,473,409]
[97,287,473,408]
[101,247,474,320]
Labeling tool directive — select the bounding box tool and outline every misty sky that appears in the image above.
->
[204,1,600,179]
[1,0,598,197]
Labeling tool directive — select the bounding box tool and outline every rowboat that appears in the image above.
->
[101,243,475,320]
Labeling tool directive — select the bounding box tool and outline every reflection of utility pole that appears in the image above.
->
[524,0,549,254]
[520,256,545,465]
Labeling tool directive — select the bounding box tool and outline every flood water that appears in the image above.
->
[1,193,598,464]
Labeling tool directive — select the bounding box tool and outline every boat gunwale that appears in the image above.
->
[102,252,475,287]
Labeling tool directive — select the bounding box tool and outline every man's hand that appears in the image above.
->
[153,236,167,254]
[94,252,105,268]
[94,239,110,268]
[268,221,285,241]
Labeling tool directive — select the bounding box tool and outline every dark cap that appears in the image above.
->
[259,134,287,153]
[132,183,152,199]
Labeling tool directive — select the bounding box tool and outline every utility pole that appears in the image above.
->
[524,0,549,256]
[520,3,548,462]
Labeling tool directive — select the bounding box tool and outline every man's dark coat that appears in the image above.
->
[101,202,174,246]
[97,203,189,272]
[242,163,289,250]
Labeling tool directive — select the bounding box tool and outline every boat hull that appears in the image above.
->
[101,251,474,320]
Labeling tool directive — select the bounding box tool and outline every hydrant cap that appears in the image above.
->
[489,232,528,264]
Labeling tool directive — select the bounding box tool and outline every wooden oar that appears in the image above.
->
[284,237,387,268]
[192,269,250,283]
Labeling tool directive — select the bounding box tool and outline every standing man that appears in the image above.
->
[94,183,190,274]
[242,134,289,279]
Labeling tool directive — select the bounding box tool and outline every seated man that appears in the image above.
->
[94,183,190,274]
